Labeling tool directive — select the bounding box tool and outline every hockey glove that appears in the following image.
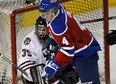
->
[104,30,116,45]
[42,60,59,80]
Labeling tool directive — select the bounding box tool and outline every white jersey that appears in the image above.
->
[18,30,46,81]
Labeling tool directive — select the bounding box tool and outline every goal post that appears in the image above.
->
[0,0,110,84]
[103,0,110,84]
[10,5,40,84]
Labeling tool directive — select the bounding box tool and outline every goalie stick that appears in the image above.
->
[0,53,28,77]
[80,16,116,24]
[0,53,50,84]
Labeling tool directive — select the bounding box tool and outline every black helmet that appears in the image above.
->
[35,16,49,42]
[35,16,46,28]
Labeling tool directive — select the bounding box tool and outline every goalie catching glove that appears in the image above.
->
[42,59,59,80]
[104,30,116,45]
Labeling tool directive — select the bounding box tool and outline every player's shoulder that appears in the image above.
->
[22,31,37,45]
[25,31,35,38]
[45,36,57,45]
[50,10,67,35]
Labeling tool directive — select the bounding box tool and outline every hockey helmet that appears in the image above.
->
[39,0,60,12]
[35,16,49,40]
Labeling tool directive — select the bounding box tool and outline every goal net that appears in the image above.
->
[0,0,110,84]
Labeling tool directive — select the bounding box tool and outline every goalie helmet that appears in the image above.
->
[39,0,60,12]
[35,16,49,42]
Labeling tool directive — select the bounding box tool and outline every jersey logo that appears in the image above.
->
[24,37,31,45]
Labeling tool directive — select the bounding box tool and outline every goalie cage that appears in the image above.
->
[0,0,110,84]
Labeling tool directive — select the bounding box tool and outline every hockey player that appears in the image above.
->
[18,16,79,84]
[18,16,49,84]
[42,37,79,84]
[39,0,101,84]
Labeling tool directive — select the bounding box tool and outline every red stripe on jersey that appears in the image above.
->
[53,51,73,68]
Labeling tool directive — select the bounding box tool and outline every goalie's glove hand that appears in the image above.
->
[42,59,59,80]
[104,30,116,45]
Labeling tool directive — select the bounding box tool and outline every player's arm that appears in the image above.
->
[41,31,74,80]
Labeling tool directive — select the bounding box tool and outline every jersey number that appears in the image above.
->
[62,37,69,45]
[22,49,32,57]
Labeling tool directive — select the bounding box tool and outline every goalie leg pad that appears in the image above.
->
[22,64,50,84]
[30,64,50,84]
[30,65,40,84]
[22,77,33,84]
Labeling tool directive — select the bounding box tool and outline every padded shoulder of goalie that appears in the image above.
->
[43,37,58,50]
[104,30,116,45]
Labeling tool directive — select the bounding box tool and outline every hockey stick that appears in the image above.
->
[80,16,116,24]
[0,53,28,77]
[0,53,49,84]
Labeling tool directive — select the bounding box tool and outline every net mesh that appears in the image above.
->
[0,0,25,84]
[0,0,108,84]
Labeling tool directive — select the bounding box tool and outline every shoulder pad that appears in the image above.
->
[50,11,67,35]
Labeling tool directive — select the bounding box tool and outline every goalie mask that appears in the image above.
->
[35,16,49,42]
